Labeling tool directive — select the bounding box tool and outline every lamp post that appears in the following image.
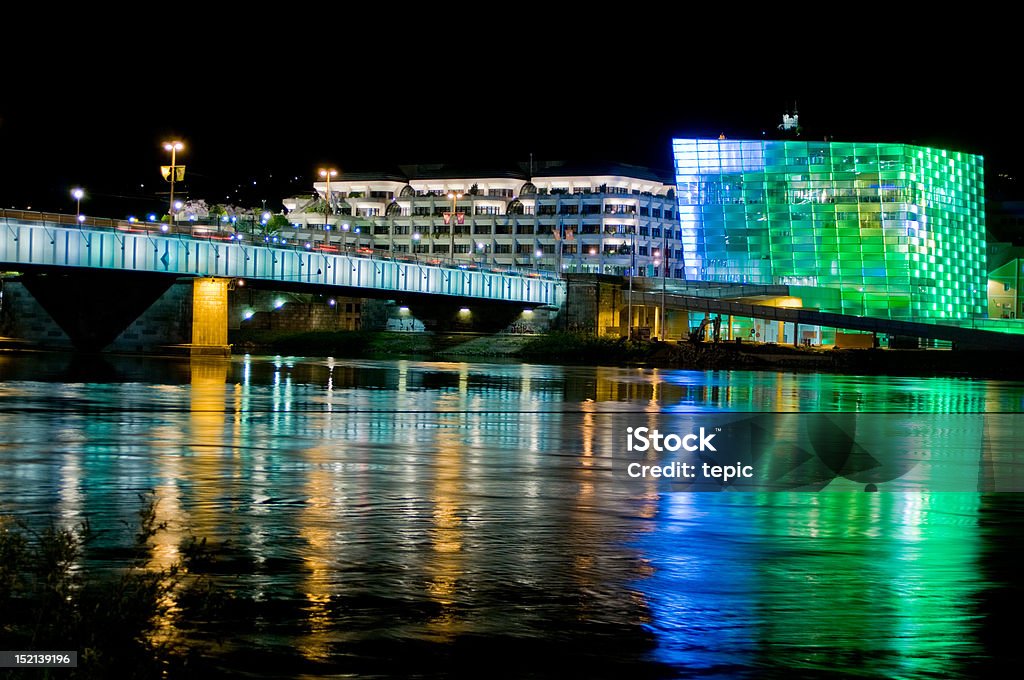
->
[412,231,421,261]
[162,141,184,228]
[318,168,337,231]
[447,191,463,263]
[71,187,85,224]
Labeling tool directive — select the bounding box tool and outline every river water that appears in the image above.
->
[0,353,1022,678]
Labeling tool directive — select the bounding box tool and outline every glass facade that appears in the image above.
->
[672,139,986,321]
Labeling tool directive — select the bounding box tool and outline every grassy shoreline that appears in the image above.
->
[228,329,1024,379]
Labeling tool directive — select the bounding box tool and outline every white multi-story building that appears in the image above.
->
[282,161,684,277]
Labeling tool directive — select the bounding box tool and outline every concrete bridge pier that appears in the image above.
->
[189,278,231,357]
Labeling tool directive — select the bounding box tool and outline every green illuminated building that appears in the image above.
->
[672,140,986,321]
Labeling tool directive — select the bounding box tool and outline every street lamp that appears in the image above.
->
[447,191,463,262]
[318,168,337,230]
[71,187,85,223]
[412,231,421,261]
[162,141,184,228]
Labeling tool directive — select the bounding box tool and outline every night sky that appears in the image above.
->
[2,46,1016,218]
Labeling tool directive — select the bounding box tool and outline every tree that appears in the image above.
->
[265,214,290,232]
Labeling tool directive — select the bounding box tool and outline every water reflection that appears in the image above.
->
[0,353,1022,677]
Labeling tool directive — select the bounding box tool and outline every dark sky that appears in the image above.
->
[2,44,1017,218]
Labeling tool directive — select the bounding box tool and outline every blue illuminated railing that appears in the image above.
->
[0,211,565,307]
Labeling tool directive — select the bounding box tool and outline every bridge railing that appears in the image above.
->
[0,209,562,283]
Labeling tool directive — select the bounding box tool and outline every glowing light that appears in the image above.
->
[162,141,184,152]
[262,212,271,220]
[71,188,84,200]
[274,299,285,309]
[459,307,471,314]
[160,224,169,232]
[328,299,336,307]
[523,309,534,316]
[399,306,410,313]
[243,310,254,320]
[174,201,183,210]
[77,214,85,223]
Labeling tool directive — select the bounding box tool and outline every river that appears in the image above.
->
[0,352,1021,678]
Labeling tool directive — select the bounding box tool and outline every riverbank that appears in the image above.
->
[229,329,1024,379]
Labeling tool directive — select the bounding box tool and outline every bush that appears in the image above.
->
[0,493,222,679]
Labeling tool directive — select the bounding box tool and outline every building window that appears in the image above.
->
[581,224,600,234]
[356,208,380,217]
[495,224,513,234]
[413,207,431,216]
[475,205,501,215]
[639,226,650,236]
[487,188,514,198]
[413,244,430,253]
[639,206,650,216]
[393,225,410,235]
[433,244,450,254]
[605,204,636,215]
[494,243,512,254]
[374,225,389,235]
[516,224,536,235]
[515,243,533,254]
[454,244,471,254]
[473,224,492,234]
[559,205,579,215]
[537,205,556,215]
[393,244,409,253]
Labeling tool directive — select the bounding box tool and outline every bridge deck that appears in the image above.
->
[1,214,564,307]
[630,290,1024,350]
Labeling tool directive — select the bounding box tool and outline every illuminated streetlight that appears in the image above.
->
[71,187,84,223]
[318,168,337,231]
[162,141,184,228]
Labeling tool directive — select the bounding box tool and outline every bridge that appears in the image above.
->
[0,211,565,354]
[4,212,1022,354]
[0,211,563,305]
